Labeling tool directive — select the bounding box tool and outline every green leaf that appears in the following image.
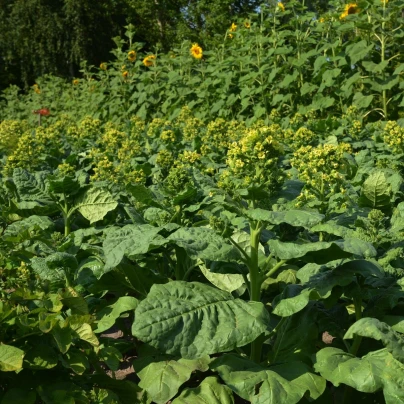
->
[61,348,90,374]
[103,224,168,272]
[359,170,391,209]
[315,348,404,402]
[132,282,269,359]
[346,40,374,65]
[268,239,376,262]
[247,209,324,229]
[172,376,234,404]
[69,322,99,347]
[353,92,374,109]
[3,215,54,242]
[100,346,123,371]
[167,227,239,261]
[211,354,325,404]
[1,388,36,404]
[136,356,210,403]
[95,296,138,333]
[362,60,389,73]
[51,323,72,353]
[23,345,58,369]
[344,318,404,363]
[0,344,24,371]
[200,263,244,292]
[72,187,118,223]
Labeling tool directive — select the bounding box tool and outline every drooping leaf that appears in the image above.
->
[315,348,404,402]
[72,187,118,223]
[136,356,210,403]
[359,170,391,209]
[95,296,139,333]
[344,318,404,363]
[172,376,234,404]
[167,227,239,261]
[132,282,269,359]
[211,354,325,404]
[200,263,244,292]
[0,344,24,371]
[103,224,168,272]
[23,344,58,369]
[268,238,376,263]
[247,209,324,229]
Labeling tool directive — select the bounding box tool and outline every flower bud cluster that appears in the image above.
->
[383,121,404,153]
[291,143,352,206]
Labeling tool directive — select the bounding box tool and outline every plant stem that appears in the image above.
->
[248,221,264,363]
[349,297,363,356]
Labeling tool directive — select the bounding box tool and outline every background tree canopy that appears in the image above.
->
[0,0,267,90]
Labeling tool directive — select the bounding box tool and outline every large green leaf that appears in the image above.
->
[95,296,139,333]
[172,376,234,404]
[247,209,324,229]
[211,354,325,404]
[23,344,58,369]
[315,348,404,403]
[359,170,391,209]
[167,227,239,261]
[344,318,404,363]
[273,260,383,316]
[268,239,376,262]
[136,356,210,403]
[200,263,244,292]
[72,187,118,223]
[132,282,269,359]
[103,224,168,271]
[3,215,54,242]
[0,344,24,371]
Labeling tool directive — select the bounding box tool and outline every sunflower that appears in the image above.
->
[128,50,136,62]
[230,22,237,32]
[278,2,285,12]
[122,71,129,78]
[190,43,203,59]
[381,0,388,4]
[143,55,156,67]
[340,3,359,19]
[72,79,79,85]
[244,21,251,29]
[100,62,107,71]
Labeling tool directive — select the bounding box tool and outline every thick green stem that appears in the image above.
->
[174,246,187,280]
[248,222,264,363]
[349,297,363,356]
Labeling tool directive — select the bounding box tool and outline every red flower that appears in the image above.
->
[33,108,50,116]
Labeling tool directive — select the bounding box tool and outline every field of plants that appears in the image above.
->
[1,0,404,403]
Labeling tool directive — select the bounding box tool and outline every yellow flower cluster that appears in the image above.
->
[348,120,363,139]
[147,118,171,138]
[284,127,317,149]
[66,116,102,147]
[383,121,404,153]
[278,2,285,12]
[228,22,237,39]
[89,122,144,186]
[156,149,174,169]
[219,126,284,192]
[291,143,352,207]
[57,162,76,176]
[160,130,176,143]
[0,120,29,155]
[178,150,201,165]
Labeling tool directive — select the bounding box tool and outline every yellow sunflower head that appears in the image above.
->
[128,50,136,62]
[230,22,237,32]
[100,62,107,71]
[278,2,285,12]
[122,71,129,78]
[33,84,41,94]
[143,55,156,67]
[381,0,388,4]
[73,79,79,85]
[190,43,203,60]
[244,21,251,29]
[340,3,359,19]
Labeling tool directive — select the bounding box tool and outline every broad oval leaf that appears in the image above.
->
[0,344,24,371]
[132,282,269,359]
[73,187,118,224]
[172,376,234,404]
